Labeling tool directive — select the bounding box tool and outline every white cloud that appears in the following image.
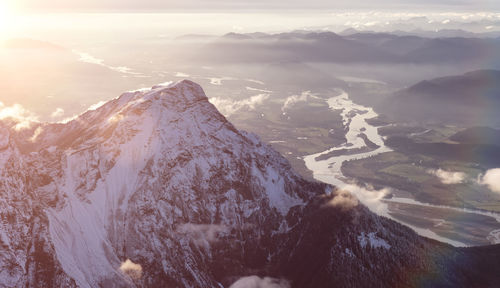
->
[50,108,65,118]
[209,94,270,116]
[428,169,466,185]
[0,102,38,130]
[281,91,317,113]
[229,276,290,288]
[119,259,142,280]
[341,184,390,216]
[479,168,500,193]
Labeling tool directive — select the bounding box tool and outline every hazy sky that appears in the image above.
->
[9,0,500,12]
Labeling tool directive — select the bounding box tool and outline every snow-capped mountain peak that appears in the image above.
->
[0,80,317,287]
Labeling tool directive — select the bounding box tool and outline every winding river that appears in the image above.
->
[303,89,500,247]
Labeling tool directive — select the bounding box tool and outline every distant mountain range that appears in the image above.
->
[378,70,500,126]
[182,31,500,65]
[193,31,396,63]
[340,28,500,40]
[345,32,500,63]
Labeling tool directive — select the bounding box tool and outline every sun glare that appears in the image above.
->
[0,0,13,37]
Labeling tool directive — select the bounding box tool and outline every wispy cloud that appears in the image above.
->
[176,223,229,249]
[281,91,317,113]
[229,276,290,288]
[246,86,272,93]
[246,79,265,85]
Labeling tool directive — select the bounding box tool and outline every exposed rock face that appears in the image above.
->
[0,80,499,287]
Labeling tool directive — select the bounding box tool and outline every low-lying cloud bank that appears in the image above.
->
[479,168,500,193]
[229,276,291,288]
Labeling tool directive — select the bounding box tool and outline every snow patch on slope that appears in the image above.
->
[252,165,303,216]
[47,101,158,287]
[358,232,391,249]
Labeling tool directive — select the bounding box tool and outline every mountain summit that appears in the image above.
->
[1,80,499,287]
